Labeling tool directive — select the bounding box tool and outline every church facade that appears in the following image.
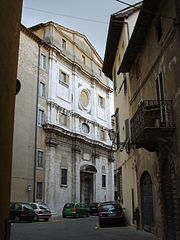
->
[31,22,114,214]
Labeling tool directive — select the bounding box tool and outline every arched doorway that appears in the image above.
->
[80,165,97,206]
[140,171,154,233]
[162,161,176,240]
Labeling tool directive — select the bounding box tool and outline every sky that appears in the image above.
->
[22,0,139,59]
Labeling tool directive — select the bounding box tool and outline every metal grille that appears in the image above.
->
[131,100,175,141]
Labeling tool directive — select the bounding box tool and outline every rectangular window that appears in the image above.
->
[41,54,46,70]
[62,39,66,49]
[39,82,45,97]
[98,95,105,108]
[113,66,117,90]
[59,70,69,85]
[38,109,45,126]
[36,182,43,200]
[61,168,67,185]
[82,55,85,64]
[115,109,120,147]
[123,73,127,95]
[60,113,67,126]
[102,175,106,188]
[37,150,43,168]
[100,129,105,141]
[98,69,102,76]
[125,119,130,140]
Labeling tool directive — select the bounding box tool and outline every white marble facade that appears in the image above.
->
[32,22,114,215]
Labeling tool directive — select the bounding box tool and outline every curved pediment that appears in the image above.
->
[80,164,97,173]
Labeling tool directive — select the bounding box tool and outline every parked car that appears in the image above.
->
[29,202,51,221]
[89,202,99,215]
[62,203,90,218]
[9,202,35,223]
[99,203,126,227]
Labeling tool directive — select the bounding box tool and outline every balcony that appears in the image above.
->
[131,100,175,152]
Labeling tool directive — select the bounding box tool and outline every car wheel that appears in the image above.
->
[34,215,38,222]
[75,213,79,218]
[44,218,49,222]
[14,216,20,223]
[62,214,66,218]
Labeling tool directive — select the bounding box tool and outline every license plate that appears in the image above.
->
[109,213,116,217]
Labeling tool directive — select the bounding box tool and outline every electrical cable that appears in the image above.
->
[23,6,108,24]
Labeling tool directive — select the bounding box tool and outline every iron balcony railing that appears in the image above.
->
[131,100,175,141]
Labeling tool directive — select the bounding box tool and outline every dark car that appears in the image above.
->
[10,202,35,223]
[62,203,90,218]
[89,202,99,215]
[29,202,51,221]
[99,203,125,227]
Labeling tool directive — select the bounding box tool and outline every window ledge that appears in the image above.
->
[61,184,68,188]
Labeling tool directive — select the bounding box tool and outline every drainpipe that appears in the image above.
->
[33,44,41,201]
[125,21,130,42]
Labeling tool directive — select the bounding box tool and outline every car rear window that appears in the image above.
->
[23,204,33,210]
[64,203,74,208]
[101,204,122,212]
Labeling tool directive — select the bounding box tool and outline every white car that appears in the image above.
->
[29,202,51,221]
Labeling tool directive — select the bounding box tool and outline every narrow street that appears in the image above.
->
[10,216,157,240]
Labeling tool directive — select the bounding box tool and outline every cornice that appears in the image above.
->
[44,123,111,150]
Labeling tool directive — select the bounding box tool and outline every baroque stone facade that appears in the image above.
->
[31,22,114,214]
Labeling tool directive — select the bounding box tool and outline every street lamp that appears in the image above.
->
[108,129,131,154]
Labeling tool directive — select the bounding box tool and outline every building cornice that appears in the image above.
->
[44,123,111,150]
[21,24,50,50]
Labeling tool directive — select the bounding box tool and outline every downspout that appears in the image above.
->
[33,43,41,201]
[125,21,130,43]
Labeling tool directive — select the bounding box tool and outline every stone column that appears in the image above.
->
[45,135,57,212]
[72,141,81,202]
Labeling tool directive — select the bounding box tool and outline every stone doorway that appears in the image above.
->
[140,171,154,233]
[80,165,97,206]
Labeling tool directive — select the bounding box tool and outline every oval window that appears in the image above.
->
[82,123,90,134]
[80,90,89,108]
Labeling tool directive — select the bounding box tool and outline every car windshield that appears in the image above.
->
[101,204,122,212]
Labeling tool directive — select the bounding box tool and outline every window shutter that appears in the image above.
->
[104,131,106,141]
[102,98,105,108]
[66,115,70,128]
[125,119,130,140]
[99,127,101,139]
[59,113,61,125]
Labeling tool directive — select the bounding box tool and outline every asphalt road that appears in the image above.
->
[10,216,157,240]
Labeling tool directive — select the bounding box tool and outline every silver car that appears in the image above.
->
[30,202,51,221]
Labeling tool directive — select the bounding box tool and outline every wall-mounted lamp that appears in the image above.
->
[108,129,132,154]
